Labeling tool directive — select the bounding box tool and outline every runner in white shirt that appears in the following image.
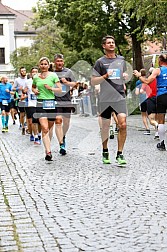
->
[24,67,41,145]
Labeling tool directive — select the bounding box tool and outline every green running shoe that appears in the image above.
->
[116,154,127,165]
[5,127,8,132]
[102,152,111,164]
[2,127,5,133]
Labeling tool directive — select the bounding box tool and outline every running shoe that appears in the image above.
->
[5,127,8,132]
[154,132,159,140]
[45,152,53,161]
[14,114,17,120]
[109,126,114,139]
[114,127,119,135]
[144,129,150,135]
[102,152,111,164]
[157,141,166,151]
[59,143,66,155]
[63,136,66,147]
[34,138,41,145]
[2,128,5,133]
[26,129,30,135]
[22,128,25,135]
[38,135,42,145]
[116,154,127,165]
[30,135,34,141]
[13,120,16,125]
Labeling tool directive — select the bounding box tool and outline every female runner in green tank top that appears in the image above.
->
[32,57,62,161]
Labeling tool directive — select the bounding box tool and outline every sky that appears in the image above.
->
[2,0,38,10]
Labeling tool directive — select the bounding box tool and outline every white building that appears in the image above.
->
[0,0,36,76]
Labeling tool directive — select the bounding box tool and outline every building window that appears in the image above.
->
[0,48,5,64]
[0,24,3,35]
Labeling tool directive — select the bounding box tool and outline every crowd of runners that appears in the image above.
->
[135,67,158,138]
[0,54,76,162]
[0,35,167,164]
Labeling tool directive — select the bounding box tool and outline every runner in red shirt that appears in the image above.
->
[140,67,158,139]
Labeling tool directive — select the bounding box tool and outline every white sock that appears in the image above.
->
[158,124,165,142]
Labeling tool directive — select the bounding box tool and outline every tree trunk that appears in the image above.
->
[132,34,143,71]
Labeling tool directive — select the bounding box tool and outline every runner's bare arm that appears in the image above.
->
[44,81,62,94]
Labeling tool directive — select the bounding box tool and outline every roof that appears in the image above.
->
[0,2,15,15]
[5,6,35,32]
[18,10,34,18]
[0,2,35,32]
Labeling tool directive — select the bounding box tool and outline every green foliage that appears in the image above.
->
[130,107,141,115]
[34,0,149,68]
[10,47,37,74]
[10,19,76,73]
[11,0,167,73]
[33,0,130,65]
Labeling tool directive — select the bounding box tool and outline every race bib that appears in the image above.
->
[2,100,8,106]
[62,84,67,93]
[31,94,37,100]
[107,69,121,80]
[43,100,55,109]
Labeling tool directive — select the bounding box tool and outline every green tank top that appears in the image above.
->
[33,72,59,100]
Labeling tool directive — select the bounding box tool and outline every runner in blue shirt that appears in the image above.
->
[134,54,167,151]
[0,76,13,132]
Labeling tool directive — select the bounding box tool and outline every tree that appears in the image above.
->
[10,47,37,75]
[34,0,167,71]
[120,0,167,69]
[10,20,78,73]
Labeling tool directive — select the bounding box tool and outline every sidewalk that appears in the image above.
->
[0,114,167,252]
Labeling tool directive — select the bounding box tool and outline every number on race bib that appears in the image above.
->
[2,100,8,106]
[43,100,55,109]
[31,94,37,100]
[107,69,121,80]
[62,84,67,92]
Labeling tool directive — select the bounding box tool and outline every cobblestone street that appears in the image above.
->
[0,114,167,252]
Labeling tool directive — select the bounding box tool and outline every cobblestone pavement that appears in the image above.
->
[0,114,167,252]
